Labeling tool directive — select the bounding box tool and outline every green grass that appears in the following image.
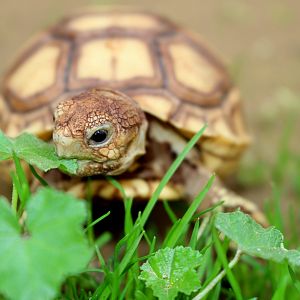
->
[234,117,300,299]
[0,121,299,300]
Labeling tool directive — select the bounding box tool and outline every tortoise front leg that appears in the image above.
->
[36,165,267,226]
[181,162,268,226]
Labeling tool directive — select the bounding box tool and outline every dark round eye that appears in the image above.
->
[90,129,108,144]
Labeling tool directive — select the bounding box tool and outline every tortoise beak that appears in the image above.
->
[53,131,82,158]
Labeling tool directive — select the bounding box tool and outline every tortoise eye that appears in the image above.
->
[87,124,114,147]
[90,129,108,144]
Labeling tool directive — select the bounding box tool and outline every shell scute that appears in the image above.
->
[1,9,250,174]
[68,37,162,90]
[3,37,70,112]
[54,10,173,38]
[159,34,231,106]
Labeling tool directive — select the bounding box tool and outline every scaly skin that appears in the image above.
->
[53,88,148,176]
[52,88,267,226]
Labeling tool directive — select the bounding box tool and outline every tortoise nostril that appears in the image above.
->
[63,126,73,137]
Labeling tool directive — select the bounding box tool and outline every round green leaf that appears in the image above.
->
[139,246,202,300]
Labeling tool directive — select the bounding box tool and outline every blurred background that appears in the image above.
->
[1,0,299,228]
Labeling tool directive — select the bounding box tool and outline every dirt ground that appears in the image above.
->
[0,0,299,209]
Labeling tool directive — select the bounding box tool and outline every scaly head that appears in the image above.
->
[53,89,147,176]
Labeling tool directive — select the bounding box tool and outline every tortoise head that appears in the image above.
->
[53,88,147,176]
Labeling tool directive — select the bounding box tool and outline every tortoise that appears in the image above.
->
[0,8,265,223]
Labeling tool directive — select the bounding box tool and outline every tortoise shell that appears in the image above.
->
[0,8,250,175]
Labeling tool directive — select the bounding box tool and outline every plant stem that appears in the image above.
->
[29,165,48,186]
[12,182,18,214]
[197,216,210,240]
[193,248,243,300]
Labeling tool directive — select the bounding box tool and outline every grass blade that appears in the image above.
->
[124,198,134,235]
[139,125,207,228]
[107,176,129,200]
[162,201,178,223]
[118,232,144,276]
[84,211,111,232]
[212,227,243,300]
[190,218,200,249]
[193,201,224,220]
[95,232,112,249]
[164,175,214,248]
[288,265,300,294]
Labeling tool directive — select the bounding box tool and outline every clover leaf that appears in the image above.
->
[0,188,92,300]
[0,130,77,174]
[139,246,202,300]
[215,211,300,268]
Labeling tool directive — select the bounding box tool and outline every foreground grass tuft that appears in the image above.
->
[0,128,299,299]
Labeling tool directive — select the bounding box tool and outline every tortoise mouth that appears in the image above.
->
[53,132,123,176]
[73,159,126,177]
[53,135,86,159]
[53,132,98,162]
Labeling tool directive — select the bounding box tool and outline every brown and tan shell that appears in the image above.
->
[0,8,250,176]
